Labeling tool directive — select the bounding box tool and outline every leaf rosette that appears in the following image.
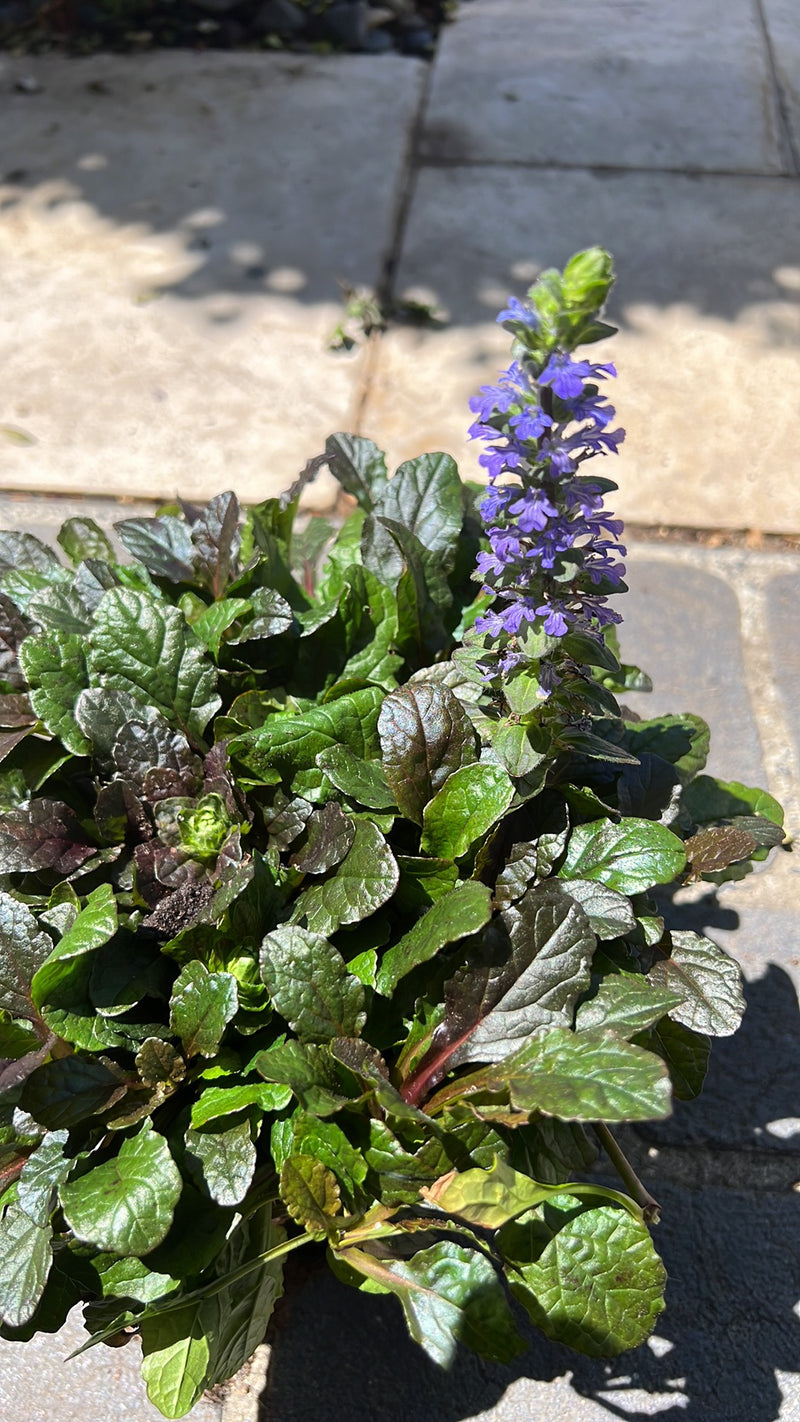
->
[0,251,781,1418]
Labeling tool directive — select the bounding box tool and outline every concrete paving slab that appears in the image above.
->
[765,571,800,769]
[761,0,800,165]
[0,51,424,506]
[422,0,789,174]
[260,1183,800,1422]
[619,556,767,787]
[0,1304,221,1422]
[364,165,800,533]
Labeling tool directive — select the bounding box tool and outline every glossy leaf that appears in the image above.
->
[575,976,684,1038]
[89,588,220,741]
[341,1239,525,1367]
[18,631,91,756]
[185,1118,256,1208]
[141,1204,284,1418]
[376,881,493,996]
[169,962,238,1058]
[378,682,477,825]
[325,433,388,509]
[59,1123,181,1255]
[0,1205,53,1328]
[421,762,514,860]
[280,1153,341,1237]
[558,818,686,893]
[499,1194,666,1355]
[260,926,366,1041]
[0,891,54,1020]
[288,820,399,935]
[648,930,745,1037]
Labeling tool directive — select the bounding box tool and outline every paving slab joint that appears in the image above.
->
[754,0,800,174]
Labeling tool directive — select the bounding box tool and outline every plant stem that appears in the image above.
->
[594,1123,662,1225]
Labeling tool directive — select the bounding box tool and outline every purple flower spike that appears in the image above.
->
[469,305,626,682]
[497,296,538,328]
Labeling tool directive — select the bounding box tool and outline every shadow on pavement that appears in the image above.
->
[260,949,800,1422]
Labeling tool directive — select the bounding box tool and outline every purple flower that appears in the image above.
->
[539,353,594,400]
[509,405,552,441]
[497,296,538,328]
[535,601,570,637]
[509,487,559,533]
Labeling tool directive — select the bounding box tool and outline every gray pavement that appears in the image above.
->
[1,0,799,531]
[0,1,799,1418]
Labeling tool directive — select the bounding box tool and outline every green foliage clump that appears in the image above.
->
[0,253,784,1417]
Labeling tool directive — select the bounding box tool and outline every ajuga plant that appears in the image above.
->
[0,250,785,1417]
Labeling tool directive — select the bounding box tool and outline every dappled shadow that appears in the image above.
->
[259,956,800,1422]
[0,51,798,344]
[0,50,422,319]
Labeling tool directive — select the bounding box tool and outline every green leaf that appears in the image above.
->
[0,891,54,1021]
[575,976,684,1038]
[558,818,686,893]
[288,819,399,936]
[280,1153,341,1237]
[325,433,388,510]
[140,1204,284,1418]
[17,1130,72,1226]
[499,1193,666,1355]
[260,926,366,1041]
[0,1204,53,1327]
[169,962,238,1058]
[452,1027,671,1123]
[373,452,463,567]
[624,714,710,786]
[192,598,251,658]
[315,745,396,809]
[96,1255,179,1304]
[560,879,637,939]
[423,1158,640,1229]
[378,682,478,825]
[232,686,384,795]
[59,1122,182,1255]
[89,588,220,741]
[18,630,91,755]
[136,1039,186,1089]
[34,884,117,967]
[635,1016,710,1100]
[421,762,514,860]
[114,516,195,583]
[57,518,115,566]
[288,1111,368,1202]
[289,802,355,875]
[31,952,130,1054]
[20,1055,123,1130]
[334,566,403,688]
[376,881,493,996]
[437,883,596,1070]
[185,1118,256,1208]
[255,1039,352,1116]
[190,1081,291,1128]
[681,774,784,829]
[648,930,745,1037]
[342,1239,525,1366]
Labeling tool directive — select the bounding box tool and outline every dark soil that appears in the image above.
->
[0,0,454,56]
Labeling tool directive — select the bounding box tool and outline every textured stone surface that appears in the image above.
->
[422,0,789,173]
[0,51,424,505]
[363,166,800,533]
[619,555,767,786]
[0,1305,221,1421]
[765,572,800,768]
